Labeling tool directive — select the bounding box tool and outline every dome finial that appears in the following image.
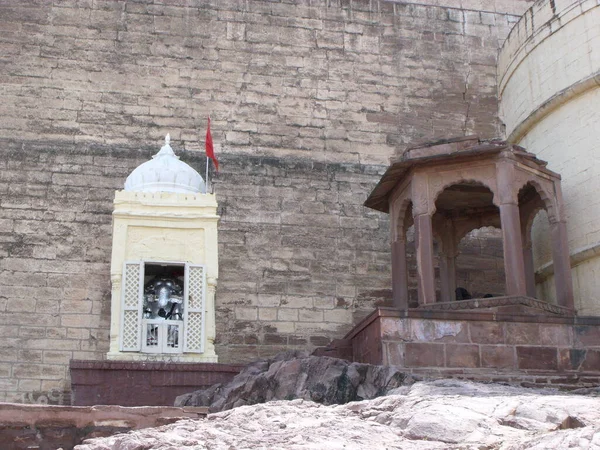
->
[154,133,177,159]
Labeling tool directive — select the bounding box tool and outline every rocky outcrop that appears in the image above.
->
[175,351,409,412]
[76,379,600,450]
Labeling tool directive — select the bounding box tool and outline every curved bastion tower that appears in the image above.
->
[498,0,600,314]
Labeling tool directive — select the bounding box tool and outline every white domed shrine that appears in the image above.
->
[124,134,205,194]
[108,134,219,363]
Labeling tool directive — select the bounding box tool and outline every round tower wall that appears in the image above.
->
[498,0,600,314]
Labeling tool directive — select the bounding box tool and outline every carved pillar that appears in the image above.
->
[497,161,527,296]
[390,192,411,310]
[499,202,527,296]
[414,213,436,305]
[438,219,458,303]
[519,195,543,299]
[109,274,122,354]
[550,221,575,309]
[204,277,218,358]
[391,240,409,309]
[439,252,457,303]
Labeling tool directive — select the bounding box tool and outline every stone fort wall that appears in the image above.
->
[0,0,531,403]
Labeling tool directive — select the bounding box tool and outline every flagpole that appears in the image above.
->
[205,156,209,194]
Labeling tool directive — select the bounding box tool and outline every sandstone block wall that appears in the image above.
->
[0,0,522,165]
[0,0,526,403]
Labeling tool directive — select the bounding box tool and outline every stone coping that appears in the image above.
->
[70,360,244,372]
[364,137,557,213]
[345,305,600,341]
[418,295,574,316]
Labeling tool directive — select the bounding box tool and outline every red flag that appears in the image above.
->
[205,116,218,171]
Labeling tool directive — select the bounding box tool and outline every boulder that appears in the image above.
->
[175,350,409,412]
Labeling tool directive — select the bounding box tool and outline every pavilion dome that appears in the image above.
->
[124,135,205,194]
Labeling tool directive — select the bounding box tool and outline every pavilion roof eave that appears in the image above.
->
[364,144,510,213]
[364,138,562,214]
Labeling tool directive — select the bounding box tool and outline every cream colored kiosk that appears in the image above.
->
[107,135,219,362]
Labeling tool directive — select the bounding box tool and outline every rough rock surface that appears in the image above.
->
[76,379,600,450]
[175,351,408,412]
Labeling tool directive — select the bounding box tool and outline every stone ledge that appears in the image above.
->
[405,368,600,390]
[417,295,574,316]
[70,360,244,372]
[0,402,207,450]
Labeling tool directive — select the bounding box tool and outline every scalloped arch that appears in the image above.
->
[518,180,557,247]
[518,179,558,224]
[454,221,502,247]
[431,178,499,216]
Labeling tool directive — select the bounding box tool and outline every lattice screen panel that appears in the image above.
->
[185,312,203,351]
[122,310,140,350]
[123,263,140,307]
[188,265,204,309]
[184,264,205,353]
[121,262,142,351]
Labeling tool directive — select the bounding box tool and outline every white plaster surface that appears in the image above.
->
[522,87,600,312]
[380,317,409,339]
[499,2,600,137]
[499,0,600,313]
[108,191,219,362]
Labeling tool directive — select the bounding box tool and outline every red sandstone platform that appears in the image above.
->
[343,306,600,389]
[70,360,243,407]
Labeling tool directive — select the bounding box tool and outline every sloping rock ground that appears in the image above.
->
[76,379,600,450]
[175,351,409,412]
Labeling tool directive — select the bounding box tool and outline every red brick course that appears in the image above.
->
[70,360,243,407]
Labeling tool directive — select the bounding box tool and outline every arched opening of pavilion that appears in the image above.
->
[455,226,505,299]
[518,181,563,304]
[432,182,503,303]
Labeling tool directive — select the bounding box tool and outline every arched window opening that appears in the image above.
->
[433,182,501,302]
[531,209,556,303]
[518,182,555,303]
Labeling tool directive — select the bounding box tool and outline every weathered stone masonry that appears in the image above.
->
[0,140,393,402]
[0,0,529,403]
[0,0,520,161]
